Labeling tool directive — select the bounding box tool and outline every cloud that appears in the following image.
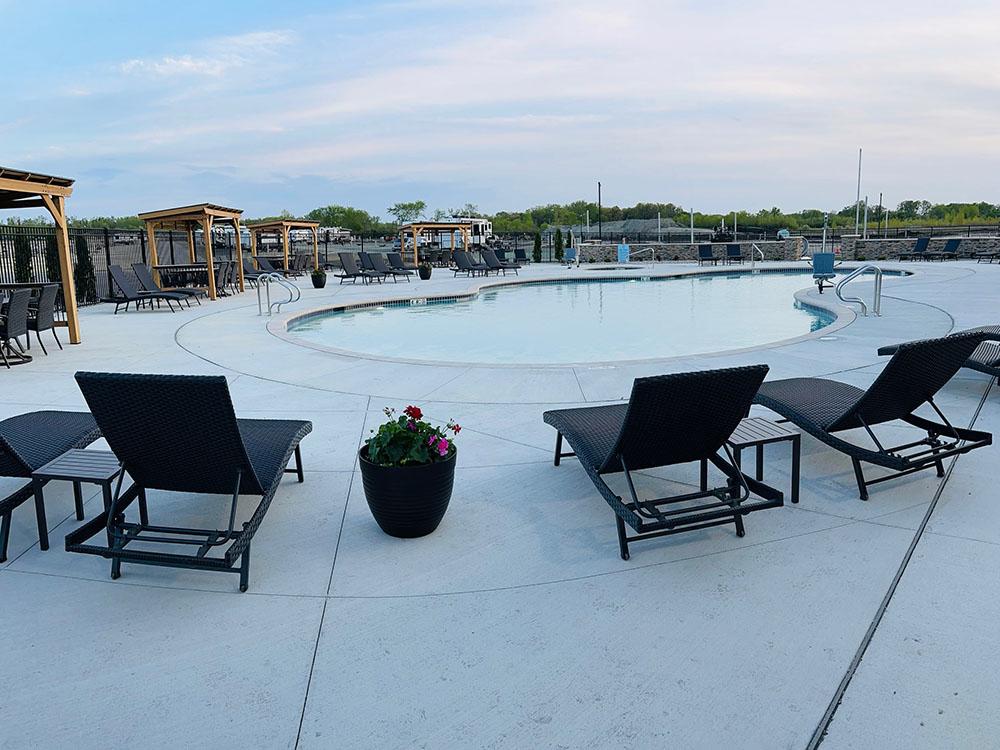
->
[119,30,294,78]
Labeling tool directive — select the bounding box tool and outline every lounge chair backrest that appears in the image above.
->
[495,248,508,261]
[31,284,59,332]
[131,263,158,292]
[256,257,279,273]
[726,244,742,257]
[387,252,405,270]
[243,259,260,276]
[358,252,375,271]
[514,248,528,261]
[1,288,32,339]
[454,251,472,270]
[339,252,362,275]
[603,365,770,472]
[830,331,986,431]
[482,248,501,268]
[913,237,929,254]
[812,252,835,276]
[698,245,714,259]
[942,238,960,254]
[75,371,263,495]
[108,265,140,299]
[369,253,391,273]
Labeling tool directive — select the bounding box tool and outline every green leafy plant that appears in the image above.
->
[13,234,33,282]
[532,231,542,263]
[554,228,564,261]
[311,267,325,279]
[365,405,460,466]
[74,234,97,303]
[44,234,62,283]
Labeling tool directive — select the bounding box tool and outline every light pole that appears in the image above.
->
[854,147,863,235]
[597,181,602,242]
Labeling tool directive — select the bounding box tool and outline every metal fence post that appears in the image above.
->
[139,227,147,264]
[103,227,113,297]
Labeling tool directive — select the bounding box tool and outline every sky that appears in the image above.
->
[2,0,999,220]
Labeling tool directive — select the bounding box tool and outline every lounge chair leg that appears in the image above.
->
[852,458,869,501]
[53,329,62,350]
[700,459,708,491]
[615,515,630,560]
[36,331,48,356]
[733,511,746,538]
[554,433,563,466]
[295,445,304,483]
[239,539,250,592]
[73,482,84,520]
[33,480,50,551]
[0,511,10,562]
[138,487,149,526]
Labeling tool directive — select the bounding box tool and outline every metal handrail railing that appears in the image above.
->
[257,273,301,316]
[835,264,883,317]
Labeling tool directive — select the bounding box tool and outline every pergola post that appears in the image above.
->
[312,226,319,270]
[233,218,245,292]
[146,222,161,284]
[42,195,81,344]
[282,224,290,270]
[412,225,419,267]
[202,216,217,300]
[186,224,196,263]
[250,229,258,268]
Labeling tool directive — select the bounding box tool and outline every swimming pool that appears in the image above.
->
[288,271,839,365]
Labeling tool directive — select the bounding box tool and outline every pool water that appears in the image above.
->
[289,272,837,365]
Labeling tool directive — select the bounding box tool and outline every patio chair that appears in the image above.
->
[132,263,205,305]
[337,252,381,284]
[896,237,929,260]
[387,252,416,272]
[0,288,32,367]
[25,284,63,356]
[108,265,187,314]
[753,331,992,500]
[482,247,519,275]
[812,252,837,293]
[66,372,312,592]
[453,250,489,277]
[698,245,721,266]
[543,366,783,559]
[514,247,530,264]
[725,244,745,264]
[0,410,100,562]
[370,252,411,282]
[255,257,289,277]
[927,238,960,261]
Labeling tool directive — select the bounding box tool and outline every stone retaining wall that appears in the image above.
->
[840,235,1000,260]
[577,238,805,263]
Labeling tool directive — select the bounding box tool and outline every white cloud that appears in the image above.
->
[119,30,294,78]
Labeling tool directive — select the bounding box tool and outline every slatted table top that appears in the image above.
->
[32,449,122,483]
[727,417,800,448]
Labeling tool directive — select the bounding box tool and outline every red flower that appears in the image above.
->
[404,405,423,420]
[451,423,462,434]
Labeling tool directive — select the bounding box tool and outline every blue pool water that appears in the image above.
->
[290,272,837,365]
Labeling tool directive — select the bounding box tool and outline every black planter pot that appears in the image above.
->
[358,447,456,537]
[418,265,432,280]
[311,272,327,289]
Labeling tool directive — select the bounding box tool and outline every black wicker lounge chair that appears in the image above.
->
[370,252,411,282]
[0,410,100,561]
[927,238,960,261]
[896,237,929,261]
[482,248,519,275]
[514,247,529,264]
[698,245,721,266]
[544,366,782,559]
[337,252,381,284]
[753,331,992,500]
[725,244,745,264]
[242,259,265,288]
[132,263,205,305]
[1,288,32,367]
[387,252,416,272]
[255,256,290,277]
[878,326,1000,382]
[26,284,63,355]
[66,372,312,591]
[108,265,187,313]
[453,250,489,277]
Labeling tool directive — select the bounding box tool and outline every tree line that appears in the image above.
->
[5,198,1000,234]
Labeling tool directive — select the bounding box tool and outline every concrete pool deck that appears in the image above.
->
[1,260,997,748]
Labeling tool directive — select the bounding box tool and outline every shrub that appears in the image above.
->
[13,234,33,282]
[554,228,564,261]
[74,234,97,303]
[44,234,61,283]
[532,231,542,263]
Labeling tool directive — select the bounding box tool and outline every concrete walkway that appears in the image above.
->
[1,261,997,748]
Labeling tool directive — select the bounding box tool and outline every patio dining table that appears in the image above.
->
[152,262,221,288]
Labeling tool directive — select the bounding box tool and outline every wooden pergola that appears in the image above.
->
[0,166,81,343]
[246,219,320,271]
[399,221,472,266]
[137,203,244,300]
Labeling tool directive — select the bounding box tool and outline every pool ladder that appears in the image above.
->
[835,264,882,317]
[257,273,301,316]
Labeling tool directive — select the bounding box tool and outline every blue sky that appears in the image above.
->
[2,0,998,219]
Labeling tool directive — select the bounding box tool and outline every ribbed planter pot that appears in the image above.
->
[358,446,456,538]
[418,266,432,280]
[311,273,328,288]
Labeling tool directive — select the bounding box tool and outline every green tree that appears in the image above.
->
[386,200,426,225]
[554,228,564,261]
[13,233,33,282]
[74,234,97,303]
[44,233,62,283]
[532,231,542,263]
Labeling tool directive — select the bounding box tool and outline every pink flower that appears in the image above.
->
[406,420,416,431]
[428,435,436,445]
[437,438,449,456]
